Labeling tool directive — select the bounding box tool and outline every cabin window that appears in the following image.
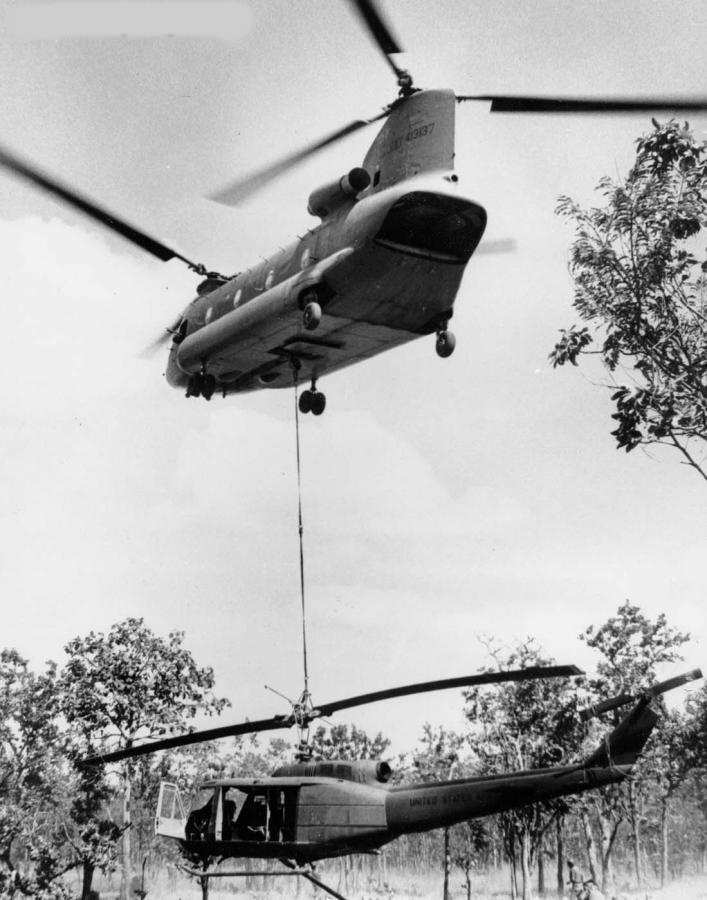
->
[265,269,275,289]
[222,788,267,842]
[220,787,297,844]
[233,288,242,307]
[205,306,213,324]
[300,247,312,268]
[373,170,381,187]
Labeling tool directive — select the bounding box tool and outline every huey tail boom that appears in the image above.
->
[387,692,663,835]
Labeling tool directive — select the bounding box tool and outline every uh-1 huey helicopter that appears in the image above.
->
[1,2,706,412]
[84,656,702,900]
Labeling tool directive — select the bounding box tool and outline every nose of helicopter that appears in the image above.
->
[374,190,487,264]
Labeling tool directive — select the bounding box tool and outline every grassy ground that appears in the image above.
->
[88,869,707,899]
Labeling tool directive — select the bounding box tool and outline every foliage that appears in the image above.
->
[578,601,691,893]
[58,618,230,899]
[59,617,230,747]
[551,119,707,480]
[581,599,689,696]
[310,723,391,760]
[0,650,74,896]
[463,639,584,899]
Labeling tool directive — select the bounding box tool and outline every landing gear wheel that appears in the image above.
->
[303,301,322,331]
[298,390,313,414]
[310,391,326,416]
[435,330,456,358]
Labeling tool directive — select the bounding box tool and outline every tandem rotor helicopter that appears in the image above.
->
[83,651,703,900]
[2,1,706,412]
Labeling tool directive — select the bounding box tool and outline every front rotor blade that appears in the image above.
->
[457,95,707,114]
[0,143,203,269]
[209,112,388,206]
[138,330,173,359]
[349,0,403,78]
[82,714,292,766]
[316,665,583,717]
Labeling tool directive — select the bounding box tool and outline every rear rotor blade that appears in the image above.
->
[349,0,404,79]
[476,238,517,256]
[82,714,293,766]
[457,95,707,114]
[209,112,388,206]
[315,665,584,717]
[0,143,204,270]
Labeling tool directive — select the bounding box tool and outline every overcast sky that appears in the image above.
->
[0,0,705,754]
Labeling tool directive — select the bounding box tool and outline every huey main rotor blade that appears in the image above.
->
[82,714,294,766]
[82,665,582,766]
[314,665,584,717]
[456,95,707,114]
[209,112,388,206]
[0,143,205,271]
[349,0,404,79]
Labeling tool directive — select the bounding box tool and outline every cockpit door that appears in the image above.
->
[155,781,187,839]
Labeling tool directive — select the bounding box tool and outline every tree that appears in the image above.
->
[59,618,229,900]
[451,819,490,900]
[579,601,690,893]
[60,763,123,900]
[463,640,584,900]
[684,682,707,871]
[409,724,467,900]
[309,723,390,761]
[0,649,72,897]
[551,119,707,481]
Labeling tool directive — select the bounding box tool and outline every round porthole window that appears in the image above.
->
[205,306,213,323]
[265,270,275,289]
[233,289,242,307]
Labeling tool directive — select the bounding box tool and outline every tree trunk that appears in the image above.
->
[537,832,545,896]
[81,861,95,900]
[120,771,132,900]
[556,816,565,898]
[510,845,518,900]
[660,797,669,888]
[629,778,643,890]
[520,830,532,900]
[443,826,451,900]
[580,809,599,884]
[597,813,617,897]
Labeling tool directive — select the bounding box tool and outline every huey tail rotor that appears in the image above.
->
[579,668,703,722]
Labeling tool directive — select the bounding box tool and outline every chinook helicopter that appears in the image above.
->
[83,665,702,900]
[1,2,706,411]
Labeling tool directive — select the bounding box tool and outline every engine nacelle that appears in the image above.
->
[307,167,371,218]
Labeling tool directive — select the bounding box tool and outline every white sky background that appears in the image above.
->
[0,0,705,755]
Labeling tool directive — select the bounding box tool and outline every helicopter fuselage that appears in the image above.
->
[167,173,487,398]
[165,88,487,400]
[156,695,659,866]
[158,753,631,864]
